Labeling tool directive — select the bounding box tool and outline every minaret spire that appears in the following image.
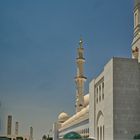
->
[132,0,140,62]
[79,37,83,48]
[75,38,87,113]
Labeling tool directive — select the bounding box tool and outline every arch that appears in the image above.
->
[96,110,104,124]
[96,111,104,140]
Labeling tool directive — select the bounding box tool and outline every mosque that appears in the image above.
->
[53,1,140,140]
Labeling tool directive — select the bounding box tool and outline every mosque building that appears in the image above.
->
[53,1,140,140]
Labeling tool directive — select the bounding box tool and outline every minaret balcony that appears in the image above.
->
[75,76,87,81]
[76,58,85,62]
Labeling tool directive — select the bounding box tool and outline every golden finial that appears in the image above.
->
[79,37,83,48]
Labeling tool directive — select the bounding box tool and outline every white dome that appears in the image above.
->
[84,94,89,106]
[58,112,69,123]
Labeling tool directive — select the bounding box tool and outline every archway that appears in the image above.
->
[96,111,104,140]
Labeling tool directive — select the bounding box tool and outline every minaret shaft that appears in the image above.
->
[75,39,87,113]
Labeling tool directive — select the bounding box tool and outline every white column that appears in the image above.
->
[53,123,58,140]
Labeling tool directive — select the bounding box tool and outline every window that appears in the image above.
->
[97,127,99,140]
[102,82,104,100]
[103,125,104,140]
[95,78,104,104]
[100,126,102,140]
[135,13,137,27]
[87,128,89,133]
[97,87,98,103]
[99,85,101,102]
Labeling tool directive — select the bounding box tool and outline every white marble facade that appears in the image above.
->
[89,58,140,140]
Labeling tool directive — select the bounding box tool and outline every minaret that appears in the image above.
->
[132,0,140,62]
[75,38,87,113]
[15,122,19,135]
[7,115,12,136]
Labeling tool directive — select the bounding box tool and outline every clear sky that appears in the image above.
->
[0,0,133,140]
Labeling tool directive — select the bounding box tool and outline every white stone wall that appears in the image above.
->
[89,79,95,138]
[103,59,114,140]
[59,122,89,138]
[95,74,104,140]
[58,119,89,138]
[89,59,114,140]
[113,58,140,140]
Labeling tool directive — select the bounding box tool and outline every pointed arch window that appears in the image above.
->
[96,87,98,103]
[102,82,104,100]
[99,85,101,102]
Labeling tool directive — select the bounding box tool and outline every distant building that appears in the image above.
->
[53,0,140,140]
[7,115,12,136]
[0,101,2,135]
[0,109,29,140]
[0,101,7,136]
[15,122,19,136]
[29,127,33,140]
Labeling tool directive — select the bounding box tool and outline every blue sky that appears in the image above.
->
[0,0,133,139]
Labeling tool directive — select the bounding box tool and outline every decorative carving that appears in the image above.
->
[132,47,139,59]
